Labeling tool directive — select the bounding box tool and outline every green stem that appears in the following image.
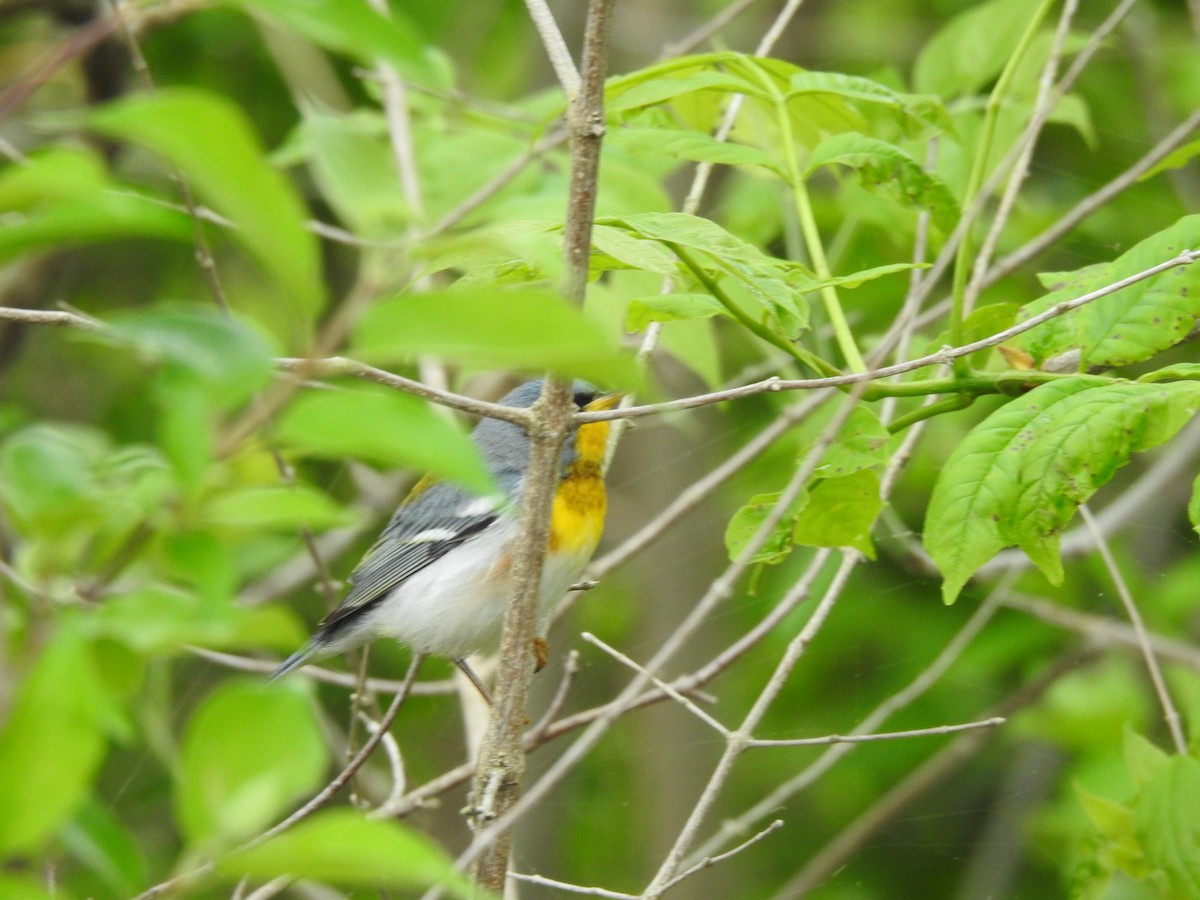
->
[948,0,1056,375]
[743,61,867,373]
[671,243,844,378]
[887,394,975,434]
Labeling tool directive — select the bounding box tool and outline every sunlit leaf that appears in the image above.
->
[914,0,1033,97]
[352,287,639,388]
[89,89,324,343]
[725,490,809,564]
[791,469,882,558]
[806,134,959,232]
[202,484,354,530]
[218,809,477,897]
[177,681,328,848]
[274,385,496,496]
[0,624,109,854]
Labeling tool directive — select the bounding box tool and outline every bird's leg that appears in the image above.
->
[453,657,493,705]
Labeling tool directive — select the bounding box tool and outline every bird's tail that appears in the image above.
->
[268,640,323,682]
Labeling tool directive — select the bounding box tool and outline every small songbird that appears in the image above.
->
[270,380,620,689]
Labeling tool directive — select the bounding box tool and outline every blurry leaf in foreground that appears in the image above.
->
[218,809,479,898]
[274,386,496,496]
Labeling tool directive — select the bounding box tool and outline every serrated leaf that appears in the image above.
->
[1014,215,1200,370]
[626,293,727,331]
[791,469,882,558]
[600,212,807,337]
[274,386,496,496]
[177,681,328,848]
[612,126,786,177]
[926,379,1200,602]
[607,54,768,113]
[591,224,680,276]
[89,89,324,344]
[806,134,960,232]
[352,286,638,388]
[1134,755,1200,898]
[787,71,953,139]
[218,809,477,897]
[0,624,109,854]
[796,404,891,478]
[724,490,809,564]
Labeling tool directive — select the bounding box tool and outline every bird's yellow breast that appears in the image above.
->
[548,420,610,553]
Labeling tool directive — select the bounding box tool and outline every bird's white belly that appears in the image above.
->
[363,520,594,658]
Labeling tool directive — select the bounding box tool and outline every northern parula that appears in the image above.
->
[270,380,620,682]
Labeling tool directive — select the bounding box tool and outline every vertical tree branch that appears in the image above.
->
[467,0,616,891]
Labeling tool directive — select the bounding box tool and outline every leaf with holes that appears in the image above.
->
[1013,215,1200,370]
[925,378,1200,603]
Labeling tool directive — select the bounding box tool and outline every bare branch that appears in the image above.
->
[1079,505,1187,753]
[745,717,1005,748]
[523,0,581,97]
[658,820,785,895]
[507,872,636,899]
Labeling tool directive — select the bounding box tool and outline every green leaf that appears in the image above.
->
[591,224,681,276]
[925,378,1200,602]
[607,55,768,113]
[791,469,882,558]
[806,134,960,232]
[351,286,639,388]
[724,490,809,565]
[1140,363,1200,383]
[0,624,109,854]
[177,681,328,848]
[218,809,477,897]
[92,588,305,655]
[600,212,807,337]
[1123,728,1170,790]
[0,425,102,533]
[226,0,441,87]
[626,293,728,331]
[107,305,276,404]
[274,385,496,496]
[1134,755,1200,898]
[202,484,354,530]
[62,800,149,897]
[0,876,54,900]
[1190,469,1200,537]
[298,108,408,237]
[786,71,953,139]
[1137,139,1200,183]
[611,126,786,177]
[0,146,107,208]
[914,0,1033,97]
[800,405,891,479]
[1014,215,1200,370]
[88,89,324,343]
[787,261,927,296]
[0,192,193,264]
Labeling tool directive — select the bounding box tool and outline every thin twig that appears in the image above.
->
[776,652,1097,897]
[186,646,455,694]
[575,249,1200,423]
[507,873,636,898]
[133,653,425,900]
[1079,505,1187,753]
[658,820,785,894]
[523,0,581,97]
[745,717,1006,748]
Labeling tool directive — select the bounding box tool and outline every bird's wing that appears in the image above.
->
[321,483,504,629]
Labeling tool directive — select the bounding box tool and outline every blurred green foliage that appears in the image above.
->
[1,0,1200,898]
